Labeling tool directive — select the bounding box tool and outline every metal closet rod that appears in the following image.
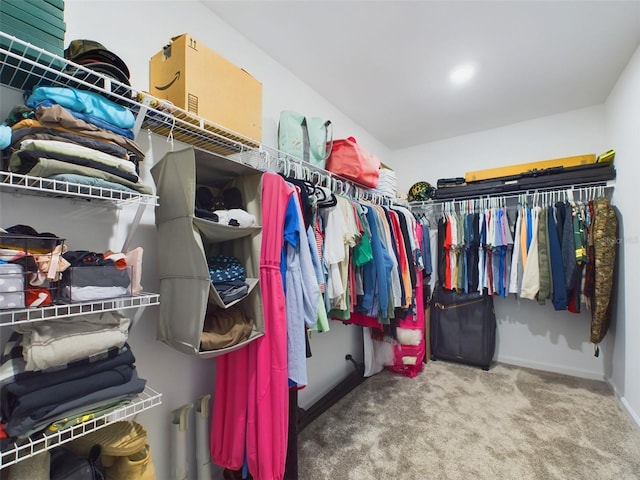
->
[257,147,398,206]
[409,181,615,211]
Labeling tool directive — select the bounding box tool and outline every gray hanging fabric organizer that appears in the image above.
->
[151,147,264,356]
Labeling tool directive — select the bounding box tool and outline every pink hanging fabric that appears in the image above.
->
[211,346,250,469]
[211,172,293,480]
[246,173,293,480]
[388,224,425,378]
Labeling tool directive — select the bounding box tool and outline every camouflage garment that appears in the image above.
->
[590,197,617,344]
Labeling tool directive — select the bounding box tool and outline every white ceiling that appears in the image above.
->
[202,1,640,150]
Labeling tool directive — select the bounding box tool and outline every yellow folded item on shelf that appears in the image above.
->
[465,153,596,183]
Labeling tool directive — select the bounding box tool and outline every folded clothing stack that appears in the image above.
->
[0,312,146,439]
[207,254,249,304]
[195,186,256,227]
[374,167,398,198]
[1,83,150,195]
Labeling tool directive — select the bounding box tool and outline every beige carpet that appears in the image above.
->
[298,361,640,480]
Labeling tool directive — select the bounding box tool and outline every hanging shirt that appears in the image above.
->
[520,207,529,268]
[509,208,523,295]
[385,209,408,308]
[372,205,397,319]
[284,195,320,388]
[307,226,329,332]
[363,205,394,321]
[379,208,404,308]
[352,203,373,267]
[468,212,480,292]
[449,213,459,290]
[334,196,358,311]
[562,201,577,291]
[478,212,486,293]
[438,215,448,289]
[421,223,433,275]
[548,204,568,310]
[392,208,417,305]
[520,206,541,300]
[536,207,551,305]
[320,200,348,308]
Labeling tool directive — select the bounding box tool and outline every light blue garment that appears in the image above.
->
[26,86,135,129]
[67,108,135,139]
[0,125,12,149]
[280,195,299,289]
[284,195,320,388]
[526,207,533,252]
[362,206,393,321]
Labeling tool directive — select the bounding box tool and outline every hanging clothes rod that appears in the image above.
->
[256,145,395,206]
[409,180,615,211]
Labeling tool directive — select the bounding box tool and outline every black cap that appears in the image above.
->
[65,39,131,82]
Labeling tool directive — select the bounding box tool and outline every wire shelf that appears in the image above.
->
[0,385,162,468]
[0,170,158,206]
[409,179,616,210]
[0,31,401,206]
[0,31,260,153]
[0,292,160,326]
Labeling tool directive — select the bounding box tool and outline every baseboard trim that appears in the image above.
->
[497,355,605,381]
[620,397,640,430]
[606,377,640,430]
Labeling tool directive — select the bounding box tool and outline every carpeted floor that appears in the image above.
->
[298,361,640,480]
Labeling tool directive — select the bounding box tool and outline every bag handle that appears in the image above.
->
[301,117,310,163]
[323,120,333,161]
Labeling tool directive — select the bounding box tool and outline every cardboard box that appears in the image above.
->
[149,34,262,143]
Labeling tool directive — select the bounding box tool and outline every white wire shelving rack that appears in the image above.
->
[1,31,401,206]
[0,32,165,468]
[0,170,158,206]
[0,385,162,469]
[0,32,158,206]
[0,292,160,326]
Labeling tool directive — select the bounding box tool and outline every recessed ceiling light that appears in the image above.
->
[449,63,476,85]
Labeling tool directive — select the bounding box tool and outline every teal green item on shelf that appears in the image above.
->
[1,1,66,39]
[24,0,65,20]
[0,20,65,58]
[278,110,333,169]
[42,0,65,12]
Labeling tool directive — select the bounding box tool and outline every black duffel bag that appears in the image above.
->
[429,286,496,370]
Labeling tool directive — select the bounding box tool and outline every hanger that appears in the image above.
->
[316,186,337,208]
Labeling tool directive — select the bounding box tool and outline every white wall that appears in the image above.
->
[393,106,613,380]
[55,0,392,477]
[391,105,607,195]
[604,43,640,426]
